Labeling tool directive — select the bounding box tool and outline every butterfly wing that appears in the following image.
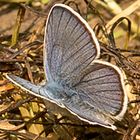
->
[44,4,100,86]
[6,74,48,99]
[62,60,128,129]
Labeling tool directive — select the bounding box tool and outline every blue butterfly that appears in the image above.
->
[6,4,128,130]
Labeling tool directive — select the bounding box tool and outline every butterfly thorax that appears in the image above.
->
[39,81,75,107]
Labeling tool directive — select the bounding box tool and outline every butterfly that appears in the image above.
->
[6,4,128,130]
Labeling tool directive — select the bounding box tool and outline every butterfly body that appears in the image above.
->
[40,81,75,105]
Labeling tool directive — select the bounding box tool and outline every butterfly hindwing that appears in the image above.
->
[61,60,127,129]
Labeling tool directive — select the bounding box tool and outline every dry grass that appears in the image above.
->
[0,0,140,140]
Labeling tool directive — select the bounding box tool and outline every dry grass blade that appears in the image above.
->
[0,0,140,140]
[0,120,24,131]
[0,80,14,92]
[106,0,140,33]
[11,6,25,47]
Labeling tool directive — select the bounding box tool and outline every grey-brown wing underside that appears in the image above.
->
[44,5,100,86]
[6,74,46,99]
[62,61,127,129]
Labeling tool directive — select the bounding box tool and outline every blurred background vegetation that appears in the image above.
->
[0,0,140,140]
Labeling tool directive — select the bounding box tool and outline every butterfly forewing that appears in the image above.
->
[44,5,100,86]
